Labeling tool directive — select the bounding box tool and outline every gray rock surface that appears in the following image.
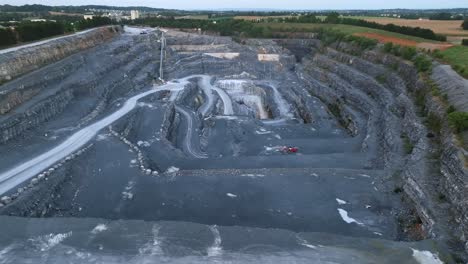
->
[0,26,122,85]
[0,28,463,261]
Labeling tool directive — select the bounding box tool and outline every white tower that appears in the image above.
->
[130,10,140,20]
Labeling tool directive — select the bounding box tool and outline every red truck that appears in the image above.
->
[282,146,299,154]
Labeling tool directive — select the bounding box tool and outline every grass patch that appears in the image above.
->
[375,74,387,84]
[447,105,456,114]
[438,193,447,202]
[431,86,441,97]
[440,45,468,78]
[393,186,403,194]
[448,112,468,133]
[401,134,414,155]
[413,55,432,73]
[175,15,210,20]
[414,88,428,116]
[426,112,442,134]
[327,103,341,118]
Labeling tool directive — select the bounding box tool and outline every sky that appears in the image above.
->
[1,0,467,10]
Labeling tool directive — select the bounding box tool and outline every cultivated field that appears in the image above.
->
[175,15,209,20]
[234,15,293,21]
[363,18,466,36]
[48,11,83,17]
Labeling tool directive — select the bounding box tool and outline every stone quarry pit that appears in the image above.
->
[0,26,465,263]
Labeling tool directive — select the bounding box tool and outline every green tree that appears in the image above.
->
[413,55,432,73]
[75,16,113,30]
[401,47,417,60]
[16,21,65,42]
[325,12,340,24]
[463,19,468,30]
[429,12,452,20]
[383,42,393,53]
[448,112,468,133]
[0,27,17,47]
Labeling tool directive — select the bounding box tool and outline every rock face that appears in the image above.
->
[0,26,122,85]
[291,40,468,252]
[432,65,468,112]
[0,27,161,143]
[428,64,468,250]
[1,89,74,142]
[344,43,468,249]
[0,26,122,119]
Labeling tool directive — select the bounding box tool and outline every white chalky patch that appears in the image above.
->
[92,224,108,234]
[137,102,154,108]
[336,198,347,205]
[337,209,363,225]
[30,232,73,252]
[137,141,151,147]
[226,193,237,198]
[411,248,443,264]
[241,174,265,178]
[204,53,239,59]
[122,192,134,200]
[297,237,317,249]
[96,134,108,141]
[166,166,179,174]
[257,54,280,62]
[207,225,223,257]
[255,130,271,135]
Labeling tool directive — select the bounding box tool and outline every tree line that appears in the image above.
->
[337,16,447,41]
[133,17,272,38]
[0,17,112,48]
[0,22,66,47]
[429,12,464,20]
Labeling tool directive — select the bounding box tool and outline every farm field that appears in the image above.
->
[316,16,467,43]
[359,17,468,43]
[363,18,466,36]
[234,15,293,20]
[175,15,209,20]
[258,22,452,48]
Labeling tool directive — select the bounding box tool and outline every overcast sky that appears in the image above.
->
[1,0,467,10]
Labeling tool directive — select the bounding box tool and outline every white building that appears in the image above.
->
[83,13,94,20]
[130,10,140,20]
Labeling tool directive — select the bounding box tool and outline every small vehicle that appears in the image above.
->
[281,146,299,154]
[140,31,148,35]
